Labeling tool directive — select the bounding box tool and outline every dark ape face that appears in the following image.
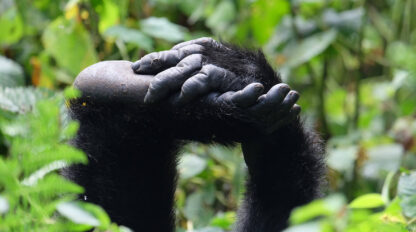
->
[74,60,152,103]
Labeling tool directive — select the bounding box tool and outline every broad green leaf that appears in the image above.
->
[282,29,337,68]
[250,0,289,44]
[140,17,187,43]
[0,87,54,114]
[349,193,385,209]
[0,6,23,44]
[104,25,153,51]
[0,56,24,87]
[179,153,207,179]
[42,17,98,76]
[90,0,120,33]
[57,201,100,227]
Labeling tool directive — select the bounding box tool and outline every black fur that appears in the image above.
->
[64,39,325,232]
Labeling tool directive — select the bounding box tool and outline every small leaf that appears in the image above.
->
[57,201,100,227]
[140,17,187,42]
[282,29,337,68]
[91,0,120,33]
[0,6,23,44]
[64,86,81,100]
[178,154,207,179]
[0,56,24,87]
[349,193,385,209]
[42,17,98,76]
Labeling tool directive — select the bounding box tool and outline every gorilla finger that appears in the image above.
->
[132,44,203,74]
[249,84,290,113]
[265,83,290,105]
[177,73,211,104]
[230,83,264,108]
[172,37,223,50]
[178,65,236,104]
[266,105,301,134]
[144,54,203,103]
[280,90,300,112]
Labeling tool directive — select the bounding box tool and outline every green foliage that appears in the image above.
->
[1,0,416,231]
[0,88,127,231]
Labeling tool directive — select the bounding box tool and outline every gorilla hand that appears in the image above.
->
[132,38,300,135]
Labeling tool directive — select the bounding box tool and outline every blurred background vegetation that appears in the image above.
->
[1,0,416,231]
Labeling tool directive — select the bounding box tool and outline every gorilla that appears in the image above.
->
[63,38,325,232]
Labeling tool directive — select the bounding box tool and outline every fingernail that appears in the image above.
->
[253,85,264,92]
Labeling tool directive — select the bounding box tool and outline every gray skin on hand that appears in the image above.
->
[132,38,301,134]
[74,60,153,103]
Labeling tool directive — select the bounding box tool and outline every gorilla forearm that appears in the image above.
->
[237,121,325,231]
[65,100,178,231]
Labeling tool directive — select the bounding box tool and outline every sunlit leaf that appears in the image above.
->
[349,193,385,209]
[210,212,235,229]
[0,5,23,44]
[250,0,289,44]
[57,201,100,227]
[179,153,207,179]
[91,0,120,33]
